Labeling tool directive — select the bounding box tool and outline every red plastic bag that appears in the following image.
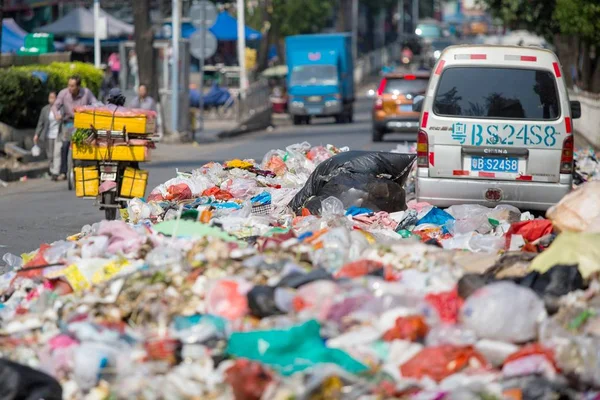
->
[14,244,51,281]
[225,359,272,400]
[166,183,192,201]
[383,315,429,342]
[206,280,249,320]
[147,191,165,202]
[202,186,234,201]
[400,345,488,382]
[504,343,558,370]
[505,220,553,249]
[425,287,464,324]
[335,260,385,279]
[265,156,286,176]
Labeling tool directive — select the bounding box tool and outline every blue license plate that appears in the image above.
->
[399,105,413,112]
[307,107,323,114]
[471,157,518,173]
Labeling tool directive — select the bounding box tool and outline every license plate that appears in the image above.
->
[101,172,117,181]
[307,96,322,102]
[307,107,323,114]
[398,105,413,112]
[471,157,518,173]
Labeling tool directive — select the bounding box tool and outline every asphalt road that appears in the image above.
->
[0,85,414,256]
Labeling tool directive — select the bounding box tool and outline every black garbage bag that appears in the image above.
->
[247,285,283,318]
[0,359,62,400]
[514,264,585,314]
[289,151,416,215]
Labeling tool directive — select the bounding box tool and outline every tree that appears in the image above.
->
[479,0,559,40]
[554,0,600,91]
[481,0,600,92]
[247,0,336,70]
[132,0,157,99]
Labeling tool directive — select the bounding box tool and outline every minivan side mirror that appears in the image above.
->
[413,95,425,112]
[571,100,581,119]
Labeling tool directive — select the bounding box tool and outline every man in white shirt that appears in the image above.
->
[34,91,62,180]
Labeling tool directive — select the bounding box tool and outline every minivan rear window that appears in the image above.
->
[433,67,560,120]
[383,78,428,95]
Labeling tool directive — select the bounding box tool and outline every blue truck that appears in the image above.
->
[285,33,355,125]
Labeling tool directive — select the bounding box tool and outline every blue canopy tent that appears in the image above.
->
[2,18,27,53]
[174,11,262,41]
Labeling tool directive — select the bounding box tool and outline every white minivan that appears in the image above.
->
[413,45,581,211]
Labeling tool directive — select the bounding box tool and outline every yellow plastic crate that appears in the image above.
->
[74,111,155,134]
[72,143,150,162]
[74,166,99,197]
[120,167,149,198]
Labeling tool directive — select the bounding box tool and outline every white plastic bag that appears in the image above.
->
[461,281,547,343]
[31,144,41,157]
[547,181,600,233]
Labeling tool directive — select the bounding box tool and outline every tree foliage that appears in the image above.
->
[479,0,559,40]
[247,0,335,38]
[554,0,600,45]
[481,0,600,91]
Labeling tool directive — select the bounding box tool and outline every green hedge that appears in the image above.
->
[0,62,103,129]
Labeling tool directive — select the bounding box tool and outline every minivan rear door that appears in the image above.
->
[427,66,567,183]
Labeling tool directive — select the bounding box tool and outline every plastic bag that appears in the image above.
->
[202,186,234,201]
[446,204,494,235]
[399,345,488,382]
[222,178,257,199]
[225,319,368,376]
[289,151,416,215]
[425,288,464,325]
[206,279,251,321]
[504,220,553,249]
[320,196,345,217]
[127,198,152,223]
[2,253,22,271]
[293,280,341,321]
[382,315,429,342]
[31,144,41,157]
[547,181,600,233]
[461,282,547,343]
[0,358,62,400]
[529,232,600,279]
[225,359,273,400]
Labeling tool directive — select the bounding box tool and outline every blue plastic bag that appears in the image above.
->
[417,207,455,233]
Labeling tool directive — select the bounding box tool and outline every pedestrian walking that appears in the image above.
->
[33,91,62,180]
[128,49,139,91]
[130,84,157,112]
[52,75,98,181]
[108,52,121,83]
[100,65,118,102]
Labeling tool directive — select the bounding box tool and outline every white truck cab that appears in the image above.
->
[413,45,581,211]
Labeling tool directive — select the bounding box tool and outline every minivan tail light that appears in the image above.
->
[374,98,383,110]
[404,74,416,80]
[417,130,429,168]
[377,78,387,96]
[560,135,574,174]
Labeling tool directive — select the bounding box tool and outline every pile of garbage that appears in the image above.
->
[2,142,600,399]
